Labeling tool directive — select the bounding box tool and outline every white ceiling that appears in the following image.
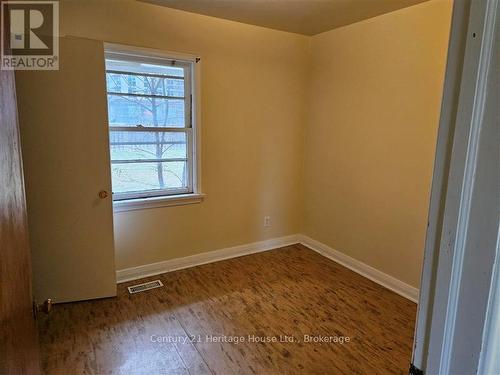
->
[142,0,429,36]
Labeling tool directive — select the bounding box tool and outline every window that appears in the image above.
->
[104,47,200,205]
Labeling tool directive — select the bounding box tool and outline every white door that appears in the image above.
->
[15,36,117,303]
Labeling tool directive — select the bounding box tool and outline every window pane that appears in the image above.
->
[106,73,184,98]
[110,131,187,161]
[106,59,184,78]
[107,95,185,127]
[111,161,188,194]
[105,54,193,199]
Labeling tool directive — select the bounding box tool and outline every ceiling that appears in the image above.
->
[142,0,429,36]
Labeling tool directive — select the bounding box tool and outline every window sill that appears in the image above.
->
[113,193,205,213]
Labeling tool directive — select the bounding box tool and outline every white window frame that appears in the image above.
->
[104,43,203,211]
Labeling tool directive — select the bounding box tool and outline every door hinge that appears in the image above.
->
[33,299,53,320]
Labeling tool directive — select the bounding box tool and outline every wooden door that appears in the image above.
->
[0,69,41,373]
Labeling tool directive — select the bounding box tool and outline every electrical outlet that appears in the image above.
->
[264,216,271,227]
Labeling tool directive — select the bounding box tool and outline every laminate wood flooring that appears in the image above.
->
[38,244,417,374]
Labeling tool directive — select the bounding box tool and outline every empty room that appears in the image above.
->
[2,0,500,374]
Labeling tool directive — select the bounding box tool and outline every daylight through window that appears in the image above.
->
[105,51,195,200]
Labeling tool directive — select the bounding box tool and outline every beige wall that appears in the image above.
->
[57,0,309,270]
[17,0,451,290]
[303,0,452,287]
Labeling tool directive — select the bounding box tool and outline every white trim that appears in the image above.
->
[104,42,199,63]
[439,0,497,371]
[298,235,419,303]
[116,233,419,303]
[478,223,500,374]
[411,0,471,366]
[116,234,301,283]
[192,55,202,195]
[113,193,205,213]
[421,1,499,373]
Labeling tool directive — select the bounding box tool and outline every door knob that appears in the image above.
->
[98,190,108,199]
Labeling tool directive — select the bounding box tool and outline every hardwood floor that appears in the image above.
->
[38,244,416,374]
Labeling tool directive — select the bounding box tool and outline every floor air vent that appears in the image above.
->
[127,280,164,294]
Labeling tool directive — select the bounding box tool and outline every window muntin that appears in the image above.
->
[105,52,194,200]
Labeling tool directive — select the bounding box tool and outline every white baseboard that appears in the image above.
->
[298,235,419,303]
[116,233,419,303]
[116,234,301,283]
